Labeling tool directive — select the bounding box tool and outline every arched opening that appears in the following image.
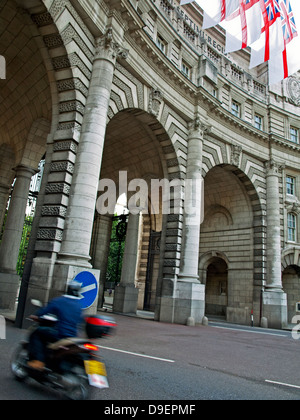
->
[91,109,176,313]
[206,257,228,317]
[282,265,300,323]
[200,164,262,325]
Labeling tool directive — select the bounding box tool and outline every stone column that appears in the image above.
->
[0,165,36,310]
[0,183,10,233]
[52,29,128,310]
[262,160,287,328]
[161,119,205,325]
[113,213,140,314]
[179,119,203,282]
[58,30,128,267]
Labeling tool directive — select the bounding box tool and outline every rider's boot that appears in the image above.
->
[27,360,46,371]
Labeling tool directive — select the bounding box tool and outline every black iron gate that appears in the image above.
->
[144,231,161,311]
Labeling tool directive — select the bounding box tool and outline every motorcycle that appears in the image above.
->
[10,301,117,400]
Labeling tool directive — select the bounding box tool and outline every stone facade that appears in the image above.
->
[0,0,299,329]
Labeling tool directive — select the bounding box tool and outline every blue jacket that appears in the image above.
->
[37,295,83,339]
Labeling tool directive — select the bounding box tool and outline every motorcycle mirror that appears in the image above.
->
[31,299,43,308]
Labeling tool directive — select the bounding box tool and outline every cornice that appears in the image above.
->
[269,133,300,152]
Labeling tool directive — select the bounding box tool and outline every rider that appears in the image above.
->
[28,281,83,371]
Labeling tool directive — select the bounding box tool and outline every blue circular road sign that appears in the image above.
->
[74,271,98,309]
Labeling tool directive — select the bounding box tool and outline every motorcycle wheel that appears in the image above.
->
[65,380,89,401]
[11,344,29,382]
[63,366,90,400]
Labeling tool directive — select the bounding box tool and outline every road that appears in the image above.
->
[0,314,300,401]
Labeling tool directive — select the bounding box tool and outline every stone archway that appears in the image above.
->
[206,258,228,317]
[282,265,300,323]
[91,108,180,314]
[200,164,264,325]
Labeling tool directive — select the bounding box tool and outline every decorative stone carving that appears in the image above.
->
[231,144,242,167]
[149,87,164,117]
[31,12,53,27]
[59,100,85,115]
[188,117,211,138]
[53,140,78,154]
[37,228,63,241]
[95,29,129,63]
[45,183,70,195]
[41,205,67,217]
[50,161,74,174]
[285,199,300,215]
[265,159,285,176]
[287,76,300,106]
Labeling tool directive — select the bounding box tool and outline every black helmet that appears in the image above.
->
[66,281,82,297]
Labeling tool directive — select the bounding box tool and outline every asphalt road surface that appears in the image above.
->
[1,314,300,401]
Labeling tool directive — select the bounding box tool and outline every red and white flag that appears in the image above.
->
[180,0,240,29]
[250,0,284,68]
[222,0,263,52]
[268,0,300,84]
[180,0,300,84]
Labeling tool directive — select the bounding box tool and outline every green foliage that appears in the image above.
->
[106,216,127,285]
[16,215,33,277]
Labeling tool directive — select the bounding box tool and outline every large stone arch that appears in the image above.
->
[200,152,265,325]
[92,103,185,314]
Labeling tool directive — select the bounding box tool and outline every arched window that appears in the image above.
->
[287,213,297,242]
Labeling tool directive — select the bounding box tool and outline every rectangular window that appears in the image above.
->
[254,115,263,130]
[290,127,299,143]
[286,176,295,196]
[288,213,296,242]
[181,61,190,78]
[156,35,166,53]
[231,101,240,118]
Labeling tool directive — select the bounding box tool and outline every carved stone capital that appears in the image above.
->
[188,117,210,139]
[95,29,129,63]
[265,159,285,177]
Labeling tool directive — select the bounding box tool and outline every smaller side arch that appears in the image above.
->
[199,250,230,285]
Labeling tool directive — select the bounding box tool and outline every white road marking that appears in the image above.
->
[210,325,287,337]
[99,345,175,363]
[265,380,300,390]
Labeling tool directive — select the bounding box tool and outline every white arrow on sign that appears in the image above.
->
[79,283,97,299]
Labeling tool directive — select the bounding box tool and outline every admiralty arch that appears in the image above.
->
[0,0,299,330]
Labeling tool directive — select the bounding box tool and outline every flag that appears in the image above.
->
[222,0,263,53]
[180,0,300,84]
[180,0,240,29]
[250,0,284,68]
[280,0,298,44]
[268,0,299,84]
